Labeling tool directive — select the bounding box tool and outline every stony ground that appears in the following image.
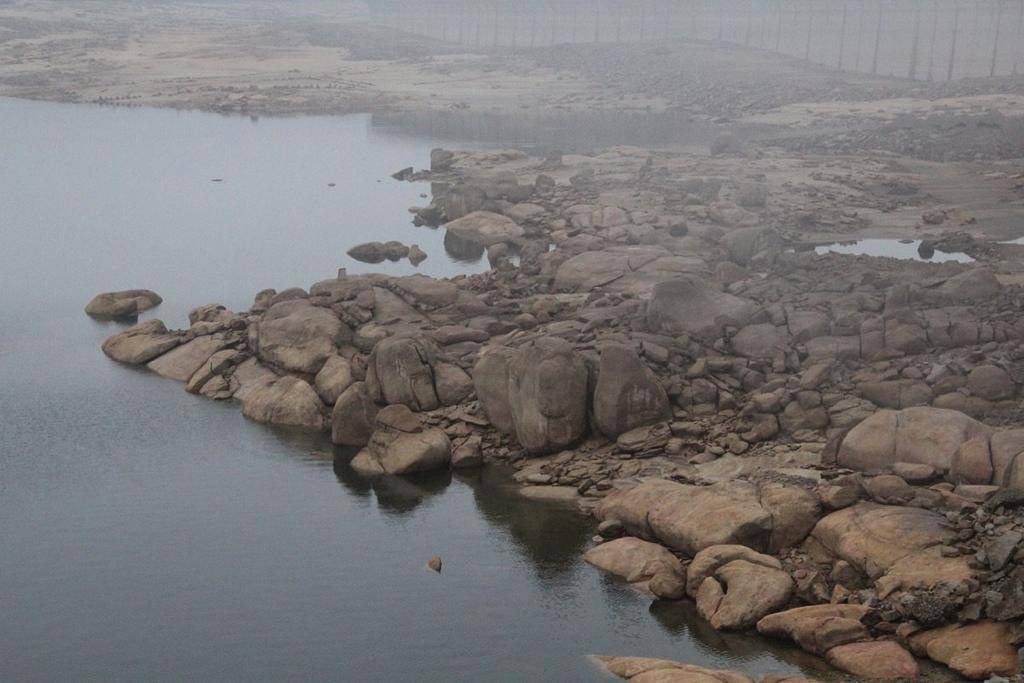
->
[34,1,1024,680]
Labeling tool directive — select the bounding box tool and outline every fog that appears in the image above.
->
[2,1,1024,682]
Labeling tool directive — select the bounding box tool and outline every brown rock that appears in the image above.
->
[825,641,918,680]
[756,604,871,655]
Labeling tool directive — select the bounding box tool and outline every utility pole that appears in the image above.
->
[947,1,960,80]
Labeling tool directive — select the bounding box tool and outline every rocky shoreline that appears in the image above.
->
[96,139,1024,681]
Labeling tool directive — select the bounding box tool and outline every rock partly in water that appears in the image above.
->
[239,376,327,431]
[85,289,162,319]
[330,381,379,447]
[349,404,451,476]
[101,319,183,365]
[583,537,686,599]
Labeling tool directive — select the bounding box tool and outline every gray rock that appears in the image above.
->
[506,338,589,455]
[331,382,379,446]
[85,289,162,319]
[592,344,671,438]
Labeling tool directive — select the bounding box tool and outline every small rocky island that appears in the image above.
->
[99,145,1024,682]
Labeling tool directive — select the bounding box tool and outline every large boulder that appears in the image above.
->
[648,481,772,555]
[239,376,326,431]
[837,407,992,477]
[646,277,760,340]
[330,382,379,446]
[805,503,955,577]
[598,480,817,555]
[990,429,1024,488]
[349,405,451,476]
[506,338,589,454]
[85,289,162,319]
[444,210,523,247]
[595,480,688,539]
[756,604,871,656]
[101,319,183,365]
[694,558,793,630]
[592,344,671,438]
[366,336,444,411]
[254,300,347,375]
[583,537,686,599]
[313,355,355,405]
[472,347,517,433]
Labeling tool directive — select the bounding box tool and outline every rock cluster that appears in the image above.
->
[100,145,1024,680]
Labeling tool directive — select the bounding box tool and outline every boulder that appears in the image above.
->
[719,227,782,266]
[731,323,788,359]
[595,480,689,540]
[934,267,1002,303]
[147,334,231,382]
[825,641,918,680]
[506,338,588,454]
[595,656,755,683]
[646,277,760,340]
[433,361,473,406]
[347,242,388,263]
[967,364,1015,401]
[806,503,955,577]
[331,382,379,446]
[444,210,523,247]
[758,482,821,552]
[695,559,793,630]
[85,289,162,319]
[450,436,483,469]
[101,319,183,365]
[592,344,671,438]
[837,407,991,476]
[583,537,686,598]
[349,405,451,476]
[910,621,1020,680]
[367,336,442,411]
[472,347,517,433]
[647,481,772,555]
[254,300,347,375]
[240,376,326,430]
[313,355,355,405]
[686,545,783,597]
[756,604,871,656]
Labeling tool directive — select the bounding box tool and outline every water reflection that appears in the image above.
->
[463,466,593,575]
[332,451,452,513]
[648,601,838,679]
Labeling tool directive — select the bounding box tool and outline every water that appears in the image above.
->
[0,97,823,681]
[814,238,975,264]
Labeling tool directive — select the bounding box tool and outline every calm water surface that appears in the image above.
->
[0,97,824,681]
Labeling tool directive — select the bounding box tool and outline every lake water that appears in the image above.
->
[0,97,825,681]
